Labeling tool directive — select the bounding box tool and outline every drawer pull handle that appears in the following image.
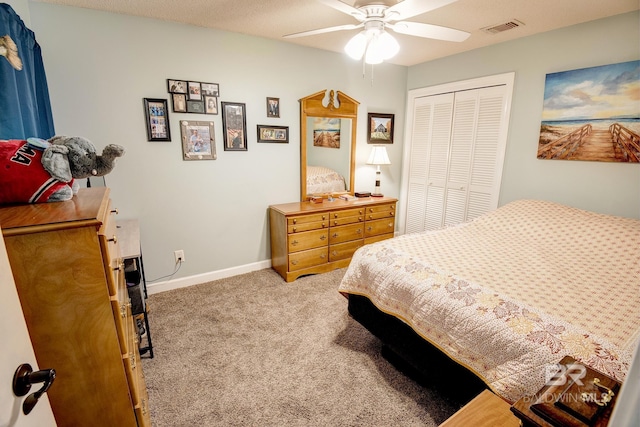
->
[320,235,326,240]
[367,226,373,232]
[357,229,362,234]
[332,233,339,238]
[111,208,119,215]
[292,240,299,246]
[291,260,298,265]
[108,235,118,244]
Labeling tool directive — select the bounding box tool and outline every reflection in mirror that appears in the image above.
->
[300,90,359,201]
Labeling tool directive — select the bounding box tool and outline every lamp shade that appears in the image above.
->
[366,145,391,165]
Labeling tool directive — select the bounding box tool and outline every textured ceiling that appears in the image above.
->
[33,0,639,66]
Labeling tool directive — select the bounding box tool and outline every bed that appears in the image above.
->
[306,165,346,194]
[338,199,640,403]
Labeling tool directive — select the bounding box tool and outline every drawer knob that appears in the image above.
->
[291,260,298,265]
[332,233,338,238]
[291,240,299,246]
[320,235,326,240]
[359,210,363,214]
[108,235,118,244]
[334,213,338,218]
[293,219,297,224]
[293,227,297,232]
[369,208,373,212]
[390,212,394,216]
[357,228,362,234]
[367,226,373,232]
[388,223,393,228]
[322,215,326,220]
[322,222,327,228]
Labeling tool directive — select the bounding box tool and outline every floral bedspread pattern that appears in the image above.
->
[338,200,640,402]
[306,165,346,194]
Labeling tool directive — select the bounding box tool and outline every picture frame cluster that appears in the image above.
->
[168,79,219,115]
[145,79,289,158]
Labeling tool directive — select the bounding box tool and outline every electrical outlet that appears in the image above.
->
[174,250,185,263]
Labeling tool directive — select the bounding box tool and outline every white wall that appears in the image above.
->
[408,11,640,219]
[25,2,408,284]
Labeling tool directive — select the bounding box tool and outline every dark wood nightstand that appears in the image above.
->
[511,356,621,427]
[440,390,521,427]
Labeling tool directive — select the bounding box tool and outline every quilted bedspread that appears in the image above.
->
[306,165,346,194]
[338,200,640,402]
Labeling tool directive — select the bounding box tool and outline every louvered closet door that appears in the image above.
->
[445,85,508,225]
[405,93,454,233]
[404,84,509,232]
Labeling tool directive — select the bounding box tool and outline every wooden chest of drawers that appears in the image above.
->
[0,188,150,427]
[269,197,397,282]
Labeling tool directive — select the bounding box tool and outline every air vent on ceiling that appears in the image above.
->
[481,19,525,34]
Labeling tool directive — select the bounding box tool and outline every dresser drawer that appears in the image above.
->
[289,247,328,271]
[365,203,396,220]
[329,240,364,262]
[365,217,395,238]
[288,213,329,226]
[110,270,131,356]
[329,207,365,219]
[99,203,121,296]
[329,223,364,244]
[330,215,364,227]
[288,220,328,234]
[288,229,328,252]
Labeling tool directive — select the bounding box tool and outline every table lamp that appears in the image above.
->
[366,145,391,197]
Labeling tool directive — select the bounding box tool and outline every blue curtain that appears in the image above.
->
[0,3,54,140]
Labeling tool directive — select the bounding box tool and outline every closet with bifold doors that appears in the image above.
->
[400,73,515,233]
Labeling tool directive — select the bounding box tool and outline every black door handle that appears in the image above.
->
[12,363,56,415]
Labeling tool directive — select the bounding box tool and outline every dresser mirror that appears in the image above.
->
[300,89,359,201]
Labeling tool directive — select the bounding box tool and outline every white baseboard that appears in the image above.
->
[147,259,272,295]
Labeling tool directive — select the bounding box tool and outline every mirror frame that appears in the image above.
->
[300,89,359,201]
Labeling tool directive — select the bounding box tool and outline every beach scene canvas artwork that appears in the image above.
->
[538,60,639,162]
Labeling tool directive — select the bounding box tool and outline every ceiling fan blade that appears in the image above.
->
[316,0,366,20]
[386,0,459,21]
[283,23,362,39]
[388,21,470,42]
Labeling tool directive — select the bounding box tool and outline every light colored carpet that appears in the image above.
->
[141,268,461,426]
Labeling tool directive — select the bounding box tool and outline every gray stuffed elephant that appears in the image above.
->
[0,136,124,204]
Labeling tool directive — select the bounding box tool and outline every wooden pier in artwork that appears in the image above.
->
[537,122,640,162]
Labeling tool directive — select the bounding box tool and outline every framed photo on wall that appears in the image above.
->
[180,120,216,160]
[143,98,171,141]
[172,93,187,113]
[266,97,280,118]
[188,81,202,100]
[367,112,394,144]
[167,79,187,94]
[204,96,218,115]
[257,125,288,143]
[222,102,247,151]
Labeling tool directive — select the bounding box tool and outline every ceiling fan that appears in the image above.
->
[284,0,470,64]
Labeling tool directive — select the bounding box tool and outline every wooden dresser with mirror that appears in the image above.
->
[0,187,150,426]
[270,89,397,282]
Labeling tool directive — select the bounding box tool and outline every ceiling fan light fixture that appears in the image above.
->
[346,27,399,65]
[345,31,367,60]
